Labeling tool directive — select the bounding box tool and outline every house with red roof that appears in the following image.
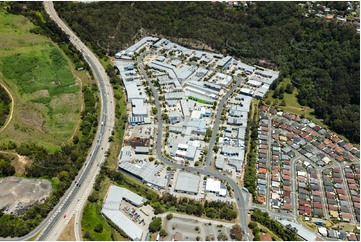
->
[260,233,272,241]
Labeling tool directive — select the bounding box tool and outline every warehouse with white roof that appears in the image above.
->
[205,178,227,197]
[102,185,147,241]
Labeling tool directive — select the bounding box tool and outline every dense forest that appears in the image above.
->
[53,1,360,143]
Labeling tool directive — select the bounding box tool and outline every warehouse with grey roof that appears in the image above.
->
[174,172,200,195]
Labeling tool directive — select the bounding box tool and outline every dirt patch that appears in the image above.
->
[33,89,50,98]
[57,215,76,241]
[17,105,45,131]
[0,176,52,215]
[50,93,78,110]
[11,154,31,175]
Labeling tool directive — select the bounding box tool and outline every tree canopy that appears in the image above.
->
[53,1,360,143]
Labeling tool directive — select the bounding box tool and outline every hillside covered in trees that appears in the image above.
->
[54,1,359,143]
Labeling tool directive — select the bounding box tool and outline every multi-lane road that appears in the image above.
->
[39,2,115,240]
[0,2,114,241]
[137,52,251,240]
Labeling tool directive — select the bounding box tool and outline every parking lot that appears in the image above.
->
[119,200,155,236]
[162,214,233,241]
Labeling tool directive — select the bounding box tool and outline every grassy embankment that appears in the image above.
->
[0,10,85,153]
[265,77,358,148]
[81,63,129,241]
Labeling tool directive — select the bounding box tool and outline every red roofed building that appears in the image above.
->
[352,196,360,203]
[332,136,341,143]
[283,203,292,211]
[336,156,344,162]
[349,184,358,190]
[312,190,321,196]
[260,233,272,241]
[343,143,353,151]
[256,196,265,204]
[341,212,352,222]
[328,205,338,211]
[345,173,354,179]
[326,192,335,198]
[314,125,321,131]
[335,146,343,154]
[336,189,346,195]
[348,233,357,241]
[260,106,268,112]
[283,186,291,192]
[332,168,340,173]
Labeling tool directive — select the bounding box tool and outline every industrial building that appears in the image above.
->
[131,99,148,117]
[174,172,200,195]
[148,60,196,82]
[102,185,146,241]
[205,178,227,197]
[119,161,167,188]
[115,36,158,59]
[215,157,225,170]
[118,146,167,188]
[217,56,233,69]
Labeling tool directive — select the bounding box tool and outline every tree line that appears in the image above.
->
[0,85,11,128]
[251,208,299,241]
[0,2,99,238]
[54,1,359,143]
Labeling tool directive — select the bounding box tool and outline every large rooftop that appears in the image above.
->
[102,185,146,241]
[174,172,200,194]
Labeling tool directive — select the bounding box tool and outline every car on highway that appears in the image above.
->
[63,214,67,219]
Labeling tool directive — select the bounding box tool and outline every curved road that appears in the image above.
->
[0,1,115,241]
[0,82,15,133]
[137,52,251,240]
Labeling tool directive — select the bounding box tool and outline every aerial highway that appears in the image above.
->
[0,1,114,241]
[38,2,115,240]
[137,52,251,240]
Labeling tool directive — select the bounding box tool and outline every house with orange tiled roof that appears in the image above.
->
[256,196,265,204]
[260,233,272,241]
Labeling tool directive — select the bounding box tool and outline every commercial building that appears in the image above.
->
[131,99,147,117]
[119,146,167,188]
[102,185,146,241]
[148,60,196,82]
[205,178,227,197]
[236,61,255,74]
[115,36,158,58]
[215,157,225,170]
[174,172,200,195]
[217,56,233,69]
[175,144,198,161]
[240,87,255,97]
[119,160,167,188]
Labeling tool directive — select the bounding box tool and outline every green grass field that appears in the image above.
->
[82,202,114,241]
[81,177,127,241]
[0,10,82,152]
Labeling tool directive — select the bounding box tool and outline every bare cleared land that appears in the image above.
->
[0,176,52,215]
